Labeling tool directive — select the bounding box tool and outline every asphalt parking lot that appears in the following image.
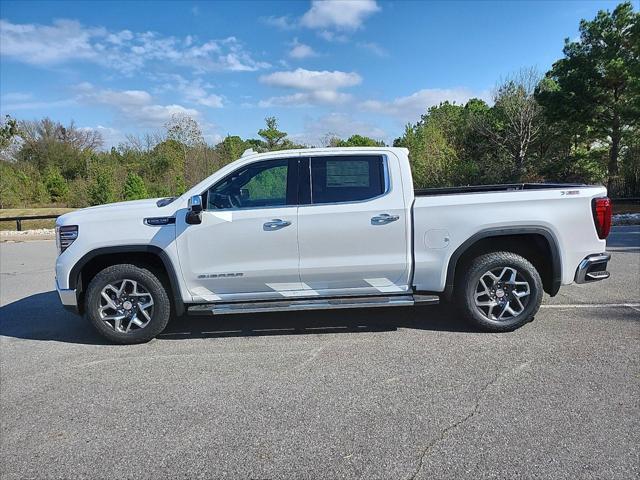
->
[1,226,638,479]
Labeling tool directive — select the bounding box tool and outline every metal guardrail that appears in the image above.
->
[0,214,59,231]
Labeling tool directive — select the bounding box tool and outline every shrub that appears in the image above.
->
[122,172,148,200]
[44,167,69,203]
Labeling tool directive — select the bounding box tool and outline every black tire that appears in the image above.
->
[85,264,171,344]
[456,251,543,332]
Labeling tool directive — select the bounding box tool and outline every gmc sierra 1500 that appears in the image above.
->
[55,147,612,343]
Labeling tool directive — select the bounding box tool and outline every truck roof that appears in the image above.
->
[240,146,409,160]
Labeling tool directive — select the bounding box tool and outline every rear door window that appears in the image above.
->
[310,155,385,204]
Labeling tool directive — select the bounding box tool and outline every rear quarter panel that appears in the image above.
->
[412,186,607,292]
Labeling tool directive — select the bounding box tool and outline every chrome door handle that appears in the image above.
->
[371,213,400,225]
[263,219,292,231]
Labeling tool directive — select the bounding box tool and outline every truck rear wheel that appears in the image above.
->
[85,264,171,344]
[457,251,543,332]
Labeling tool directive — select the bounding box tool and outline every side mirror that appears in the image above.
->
[188,195,203,213]
[186,195,203,224]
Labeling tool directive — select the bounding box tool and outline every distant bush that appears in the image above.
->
[122,173,148,200]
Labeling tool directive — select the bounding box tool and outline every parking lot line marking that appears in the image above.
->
[541,303,640,309]
[200,330,243,334]
[253,327,297,332]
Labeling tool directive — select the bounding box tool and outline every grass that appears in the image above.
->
[0,207,75,231]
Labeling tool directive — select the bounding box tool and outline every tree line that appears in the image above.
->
[0,2,637,209]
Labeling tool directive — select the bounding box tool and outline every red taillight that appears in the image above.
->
[592,197,612,239]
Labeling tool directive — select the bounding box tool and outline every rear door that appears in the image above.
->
[297,154,410,296]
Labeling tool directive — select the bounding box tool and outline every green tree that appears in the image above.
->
[122,172,148,200]
[2,163,49,207]
[395,103,463,188]
[88,168,115,206]
[164,113,207,186]
[335,134,385,147]
[66,178,90,208]
[43,167,69,203]
[278,138,306,150]
[537,2,640,186]
[244,138,266,152]
[394,101,493,187]
[216,135,247,165]
[258,117,287,150]
[18,118,102,177]
[149,139,186,197]
[174,174,187,196]
[0,161,20,208]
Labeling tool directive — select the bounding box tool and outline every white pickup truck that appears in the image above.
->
[55,147,613,343]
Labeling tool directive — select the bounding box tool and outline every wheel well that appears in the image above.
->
[76,252,176,315]
[450,233,558,297]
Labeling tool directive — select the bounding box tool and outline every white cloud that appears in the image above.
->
[360,88,491,123]
[317,30,349,42]
[288,39,317,59]
[155,74,224,108]
[0,93,74,111]
[262,1,380,41]
[75,83,201,127]
[259,68,361,107]
[260,68,361,91]
[262,15,297,30]
[106,29,134,46]
[292,112,386,146]
[259,91,352,107]
[0,19,270,74]
[0,19,99,65]
[301,0,380,30]
[357,41,388,57]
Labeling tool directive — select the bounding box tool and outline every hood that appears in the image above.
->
[80,198,163,212]
[56,198,174,226]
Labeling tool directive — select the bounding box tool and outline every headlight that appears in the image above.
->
[56,225,78,254]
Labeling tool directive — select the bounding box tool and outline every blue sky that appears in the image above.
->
[0,0,622,147]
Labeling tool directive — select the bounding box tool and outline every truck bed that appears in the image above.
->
[414,183,590,197]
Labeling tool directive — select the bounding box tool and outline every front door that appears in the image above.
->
[297,154,410,296]
[175,158,300,302]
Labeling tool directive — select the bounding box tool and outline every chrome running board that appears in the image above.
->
[188,294,439,316]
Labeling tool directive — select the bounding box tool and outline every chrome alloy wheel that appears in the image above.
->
[474,267,531,321]
[98,279,154,333]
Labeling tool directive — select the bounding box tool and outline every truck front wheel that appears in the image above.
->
[85,264,171,344]
[457,251,543,332]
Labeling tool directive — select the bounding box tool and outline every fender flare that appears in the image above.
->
[68,245,185,316]
[443,226,562,299]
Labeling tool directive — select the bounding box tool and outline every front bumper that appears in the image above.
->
[56,278,79,314]
[574,253,611,284]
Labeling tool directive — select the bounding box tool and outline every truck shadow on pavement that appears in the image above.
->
[0,291,477,344]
